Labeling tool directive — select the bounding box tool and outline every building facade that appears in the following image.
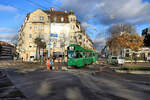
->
[17,8,94,61]
[0,41,14,60]
[123,47,150,59]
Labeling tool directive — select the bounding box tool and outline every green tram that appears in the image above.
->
[67,44,98,67]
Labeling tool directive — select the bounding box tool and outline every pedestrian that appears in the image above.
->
[46,58,50,70]
[22,57,23,63]
[52,56,56,63]
[134,55,137,64]
[147,56,150,63]
[144,56,147,63]
[50,59,54,70]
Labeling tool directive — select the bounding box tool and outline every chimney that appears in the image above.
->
[50,7,54,11]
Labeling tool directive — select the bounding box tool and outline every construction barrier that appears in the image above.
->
[99,67,103,72]
[56,66,58,71]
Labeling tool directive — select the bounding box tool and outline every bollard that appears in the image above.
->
[99,67,103,72]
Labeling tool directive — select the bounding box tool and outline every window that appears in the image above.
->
[39,25,43,30]
[39,33,43,38]
[53,43,56,47]
[76,52,82,58]
[34,25,37,30]
[40,16,44,21]
[68,51,76,58]
[73,25,75,29]
[70,18,72,21]
[61,17,64,22]
[29,34,32,38]
[29,26,32,30]
[54,16,57,22]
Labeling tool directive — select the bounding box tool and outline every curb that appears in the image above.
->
[115,70,150,74]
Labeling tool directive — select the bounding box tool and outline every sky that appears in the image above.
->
[1,0,150,49]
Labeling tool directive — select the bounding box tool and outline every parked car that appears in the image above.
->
[107,56,125,65]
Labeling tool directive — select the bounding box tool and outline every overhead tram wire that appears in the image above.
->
[44,0,85,20]
[44,0,66,11]
[0,1,29,12]
[25,0,48,10]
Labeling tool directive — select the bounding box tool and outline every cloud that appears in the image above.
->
[81,22,97,32]
[0,27,17,43]
[0,5,16,12]
[0,33,17,41]
[60,0,150,25]
[14,13,26,22]
[81,22,91,29]
[0,28,15,33]
[93,37,106,50]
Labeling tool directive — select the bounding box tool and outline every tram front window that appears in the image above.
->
[68,52,76,58]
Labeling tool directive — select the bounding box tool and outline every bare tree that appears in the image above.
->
[108,23,136,35]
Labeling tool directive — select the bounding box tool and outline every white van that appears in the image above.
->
[107,56,125,65]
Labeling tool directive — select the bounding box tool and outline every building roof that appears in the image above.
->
[43,10,69,23]
[0,41,14,47]
[43,10,69,16]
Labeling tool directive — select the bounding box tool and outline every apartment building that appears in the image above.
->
[17,8,94,61]
[0,41,14,60]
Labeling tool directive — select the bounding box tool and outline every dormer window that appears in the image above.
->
[61,17,64,22]
[40,16,44,21]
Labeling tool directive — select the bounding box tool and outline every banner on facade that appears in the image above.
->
[50,33,58,37]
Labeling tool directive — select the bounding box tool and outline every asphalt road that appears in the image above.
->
[0,68,26,100]
[2,67,150,100]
